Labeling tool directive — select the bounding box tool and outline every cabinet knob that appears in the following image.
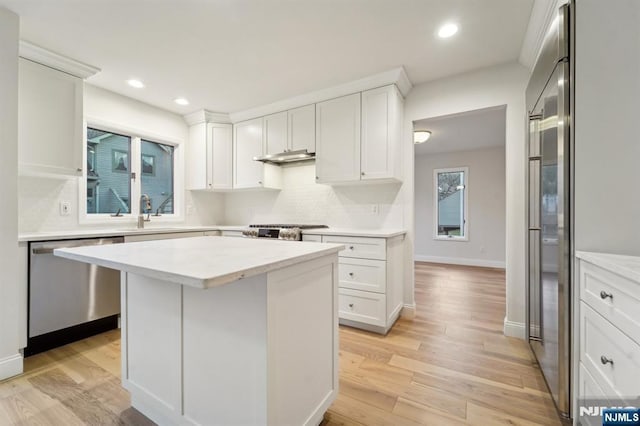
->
[76,167,83,172]
[348,272,354,277]
[348,303,354,308]
[600,355,614,365]
[600,291,613,300]
[349,246,354,250]
[315,176,319,180]
[361,172,365,176]
[258,181,263,185]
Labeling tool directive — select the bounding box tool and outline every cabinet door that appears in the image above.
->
[288,104,316,153]
[186,123,209,190]
[361,85,401,181]
[263,112,288,155]
[233,118,264,189]
[19,59,83,176]
[315,93,361,183]
[210,123,233,190]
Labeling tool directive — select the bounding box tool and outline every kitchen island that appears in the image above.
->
[54,236,343,426]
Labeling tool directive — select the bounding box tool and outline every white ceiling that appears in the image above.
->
[0,0,533,115]
[413,106,506,155]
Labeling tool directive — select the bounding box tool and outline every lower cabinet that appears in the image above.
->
[310,233,404,334]
[575,252,640,424]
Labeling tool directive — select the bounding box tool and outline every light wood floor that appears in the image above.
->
[0,262,562,425]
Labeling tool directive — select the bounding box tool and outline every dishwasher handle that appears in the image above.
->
[31,237,124,256]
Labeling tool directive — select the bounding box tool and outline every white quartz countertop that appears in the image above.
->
[302,228,406,238]
[576,251,640,283]
[54,236,344,289]
[18,225,247,242]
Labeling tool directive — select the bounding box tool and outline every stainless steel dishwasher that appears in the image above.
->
[27,237,123,355]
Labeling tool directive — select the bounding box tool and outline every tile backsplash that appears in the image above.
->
[222,163,404,228]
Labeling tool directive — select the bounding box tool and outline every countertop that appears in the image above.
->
[301,228,406,238]
[18,225,247,242]
[54,236,344,289]
[576,251,640,283]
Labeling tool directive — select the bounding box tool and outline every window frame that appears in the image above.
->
[79,117,183,225]
[433,166,469,242]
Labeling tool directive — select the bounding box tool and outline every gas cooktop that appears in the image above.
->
[243,224,328,240]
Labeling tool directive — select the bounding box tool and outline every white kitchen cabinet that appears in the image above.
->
[318,232,404,334]
[234,118,281,190]
[263,111,288,155]
[315,93,361,184]
[186,122,232,191]
[288,104,316,153]
[18,58,83,177]
[361,85,403,181]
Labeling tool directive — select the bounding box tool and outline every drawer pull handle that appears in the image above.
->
[348,272,354,277]
[600,355,614,366]
[348,303,354,308]
[600,291,613,300]
[349,246,354,250]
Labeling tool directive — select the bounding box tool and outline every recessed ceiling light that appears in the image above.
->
[127,79,145,89]
[438,23,458,39]
[174,98,189,106]
[414,130,431,144]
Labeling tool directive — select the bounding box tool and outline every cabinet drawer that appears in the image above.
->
[322,236,385,260]
[339,258,386,293]
[338,288,385,327]
[580,261,640,344]
[578,363,609,426]
[302,234,322,242]
[581,302,640,400]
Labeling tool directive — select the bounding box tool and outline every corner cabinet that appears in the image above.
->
[18,58,83,177]
[186,121,232,191]
[233,118,281,190]
[315,85,403,185]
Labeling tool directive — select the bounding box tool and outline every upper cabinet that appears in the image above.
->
[263,111,288,156]
[316,85,403,185]
[288,104,316,153]
[186,121,232,191]
[18,58,83,177]
[361,85,403,181]
[315,93,361,184]
[234,118,281,190]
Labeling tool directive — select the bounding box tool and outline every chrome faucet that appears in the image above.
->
[138,194,152,229]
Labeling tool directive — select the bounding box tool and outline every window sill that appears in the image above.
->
[434,236,469,242]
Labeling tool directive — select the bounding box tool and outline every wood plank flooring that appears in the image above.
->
[0,262,562,425]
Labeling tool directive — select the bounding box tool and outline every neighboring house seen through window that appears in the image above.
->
[434,167,468,240]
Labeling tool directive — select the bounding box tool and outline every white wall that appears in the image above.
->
[0,7,21,380]
[404,62,530,337]
[223,163,403,228]
[574,0,640,256]
[414,147,506,268]
[18,84,224,232]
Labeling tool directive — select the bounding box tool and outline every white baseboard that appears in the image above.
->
[503,318,526,339]
[0,353,23,381]
[414,255,506,269]
[400,303,416,319]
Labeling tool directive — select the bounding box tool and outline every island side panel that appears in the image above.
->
[266,254,339,426]
[182,274,268,425]
[121,272,183,424]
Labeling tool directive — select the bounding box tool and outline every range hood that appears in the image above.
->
[253,149,315,165]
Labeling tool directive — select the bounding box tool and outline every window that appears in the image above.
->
[83,125,179,220]
[434,167,468,240]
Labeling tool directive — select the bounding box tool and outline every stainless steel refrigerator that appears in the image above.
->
[526,2,573,420]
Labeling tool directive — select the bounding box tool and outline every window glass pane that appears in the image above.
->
[86,128,131,214]
[141,140,174,214]
[437,170,465,237]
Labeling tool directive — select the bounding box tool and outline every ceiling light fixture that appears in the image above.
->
[127,79,145,89]
[174,97,189,106]
[437,23,458,38]
[414,130,431,144]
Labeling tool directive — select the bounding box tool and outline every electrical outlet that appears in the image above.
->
[186,204,194,215]
[59,201,71,216]
[371,204,380,215]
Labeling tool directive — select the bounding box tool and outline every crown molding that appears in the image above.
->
[229,66,413,123]
[19,40,100,79]
[519,0,563,71]
[183,110,231,126]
